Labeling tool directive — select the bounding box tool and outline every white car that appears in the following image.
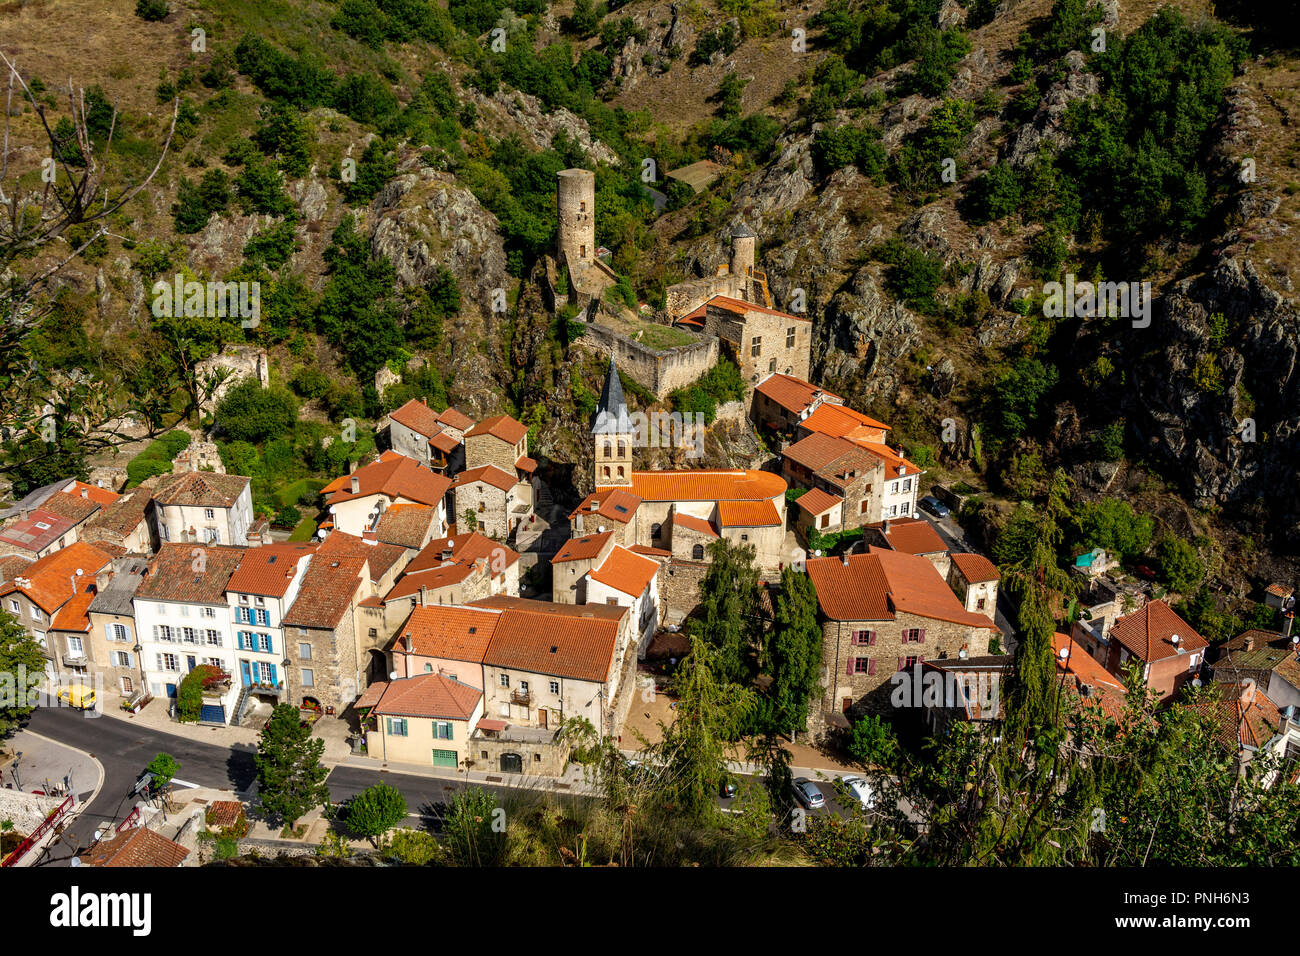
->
[841,775,877,809]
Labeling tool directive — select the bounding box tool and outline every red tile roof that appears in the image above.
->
[40,491,104,524]
[1053,633,1126,718]
[374,672,483,721]
[856,442,923,481]
[806,548,998,628]
[554,531,614,564]
[51,584,96,632]
[672,513,719,538]
[372,506,438,550]
[784,432,876,482]
[570,489,642,524]
[589,546,659,597]
[437,407,476,432]
[282,551,367,629]
[317,531,407,584]
[474,597,625,683]
[950,552,1000,584]
[430,431,460,454]
[226,544,317,597]
[84,486,151,538]
[0,508,77,553]
[717,499,782,527]
[397,605,501,661]
[152,472,251,507]
[390,398,444,437]
[0,541,114,613]
[878,517,947,556]
[136,543,246,605]
[406,533,519,576]
[1188,681,1282,751]
[707,294,810,323]
[451,464,517,493]
[796,487,842,515]
[322,451,451,507]
[466,414,528,444]
[1109,600,1208,664]
[609,470,786,502]
[79,826,190,867]
[62,480,121,507]
[801,403,891,439]
[754,374,842,414]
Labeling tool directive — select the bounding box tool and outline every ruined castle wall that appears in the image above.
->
[573,322,718,400]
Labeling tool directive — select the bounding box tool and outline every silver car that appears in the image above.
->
[840,775,877,809]
[792,778,825,810]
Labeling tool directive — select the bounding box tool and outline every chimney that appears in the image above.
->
[840,552,849,567]
[350,476,360,495]
[419,585,428,607]
[882,518,890,535]
[80,488,88,499]
[1244,634,1256,652]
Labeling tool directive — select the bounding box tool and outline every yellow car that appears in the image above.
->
[57,685,97,711]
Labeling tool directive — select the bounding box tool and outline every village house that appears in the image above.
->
[86,556,151,702]
[0,541,113,688]
[363,672,485,769]
[390,604,501,686]
[917,654,1012,735]
[388,398,475,474]
[45,579,97,689]
[697,296,812,396]
[552,531,617,604]
[946,552,1001,621]
[371,503,442,555]
[1070,599,1208,702]
[281,547,368,715]
[751,373,844,434]
[451,465,529,541]
[150,472,254,547]
[569,488,643,545]
[78,825,191,867]
[1210,629,1300,712]
[1186,680,1300,779]
[321,451,451,539]
[133,543,246,722]
[0,508,81,560]
[381,533,520,636]
[864,517,951,577]
[582,544,661,656]
[81,485,155,554]
[805,547,1002,730]
[784,430,922,533]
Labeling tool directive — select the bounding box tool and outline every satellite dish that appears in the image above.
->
[389,671,398,681]
[1058,647,1071,660]
[75,568,83,576]
[70,857,82,867]
[1171,634,1180,645]
[1192,678,1202,688]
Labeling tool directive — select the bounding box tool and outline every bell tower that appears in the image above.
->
[592,355,635,487]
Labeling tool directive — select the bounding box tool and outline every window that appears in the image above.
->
[860,499,870,515]
[114,651,133,667]
[651,522,662,539]
[259,634,273,654]
[740,533,749,542]
[904,628,923,644]
[902,656,919,670]
[477,501,485,513]
[976,598,986,611]
[890,481,899,495]
[500,674,510,688]
[182,627,197,644]
[179,604,190,617]
[67,636,84,655]
[206,630,222,646]
[851,630,874,646]
[203,607,215,619]
[301,669,314,687]
[299,643,312,660]
[424,663,433,673]
[617,466,624,478]
[692,544,705,560]
[204,508,215,520]
[786,326,796,348]
[255,596,265,607]
[617,442,626,457]
[852,657,871,674]
[7,600,17,613]
[519,680,529,693]
[386,717,408,737]
[110,623,129,642]
[368,628,377,638]
[603,466,610,478]
[768,358,776,373]
[435,721,454,740]
[579,200,586,213]
[902,479,912,492]
[549,680,560,694]
[239,594,249,605]
[121,677,133,694]
[158,653,179,672]
[155,625,174,642]
[30,606,42,621]
[750,335,762,357]
[603,443,611,458]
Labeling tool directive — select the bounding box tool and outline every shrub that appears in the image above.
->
[1155,533,1205,594]
[135,0,169,21]
[214,379,299,444]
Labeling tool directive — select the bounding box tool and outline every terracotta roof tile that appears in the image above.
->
[282,546,368,630]
[51,584,96,632]
[0,541,114,613]
[372,506,438,550]
[62,480,120,507]
[717,499,782,527]
[801,403,891,438]
[430,431,460,454]
[152,472,251,508]
[795,487,842,515]
[1109,600,1207,663]
[466,414,528,444]
[754,374,842,414]
[950,552,1000,583]
[437,407,476,431]
[608,470,786,502]
[84,486,151,538]
[1188,682,1281,751]
[39,491,102,524]
[0,508,77,553]
[135,543,246,605]
[806,548,998,628]
[570,489,642,524]
[406,533,518,575]
[878,517,947,556]
[322,451,451,507]
[672,513,719,538]
[374,672,482,721]
[226,544,317,597]
[515,456,538,474]
[1054,633,1127,718]
[451,464,517,493]
[707,294,810,323]
[79,827,190,867]
[474,597,625,683]
[318,531,406,583]
[554,531,614,563]
[397,605,501,661]
[589,546,659,597]
[390,398,444,437]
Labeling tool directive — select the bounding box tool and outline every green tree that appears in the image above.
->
[444,787,507,866]
[385,827,444,864]
[688,538,761,685]
[1155,533,1204,594]
[1072,499,1154,559]
[846,714,899,770]
[255,703,330,827]
[145,752,179,792]
[0,613,45,734]
[215,379,299,444]
[768,566,822,739]
[347,782,409,846]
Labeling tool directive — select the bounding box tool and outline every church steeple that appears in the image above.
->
[593,356,634,487]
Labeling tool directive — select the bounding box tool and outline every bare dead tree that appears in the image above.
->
[0,48,178,479]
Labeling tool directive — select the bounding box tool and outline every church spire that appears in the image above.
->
[593,356,634,487]
[593,355,633,436]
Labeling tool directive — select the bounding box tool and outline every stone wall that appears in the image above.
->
[195,345,269,415]
[664,273,744,321]
[658,557,710,618]
[572,321,718,400]
[466,732,571,776]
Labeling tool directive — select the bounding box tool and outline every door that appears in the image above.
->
[186,655,197,671]
[240,661,252,686]
[842,697,853,713]
[537,708,548,729]
[500,752,523,774]
[432,749,457,768]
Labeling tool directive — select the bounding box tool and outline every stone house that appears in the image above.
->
[388,398,475,474]
[569,488,642,545]
[150,472,254,547]
[947,552,1000,621]
[583,544,661,657]
[751,373,844,433]
[1071,599,1208,702]
[321,452,450,539]
[700,296,811,396]
[805,547,1002,731]
[450,465,524,541]
[86,556,150,701]
[380,533,520,637]
[716,500,785,570]
[81,486,155,554]
[551,531,616,604]
[866,517,951,578]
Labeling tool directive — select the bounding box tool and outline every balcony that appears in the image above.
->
[62,653,88,668]
[510,689,533,706]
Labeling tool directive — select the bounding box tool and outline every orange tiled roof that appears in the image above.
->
[317,530,407,583]
[390,398,444,437]
[50,584,96,632]
[515,456,538,473]
[406,533,518,576]
[707,294,810,323]
[430,431,460,454]
[589,546,659,597]
[372,506,438,550]
[1053,633,1127,718]
[672,513,719,538]
[226,543,317,597]
[570,489,642,524]
[62,480,120,507]
[84,486,151,538]
[609,469,786,502]
[0,541,115,613]
[451,464,517,493]
[40,491,104,524]
[879,517,947,556]
[282,550,367,629]
[465,414,528,444]
[1109,600,1208,664]
[1188,682,1282,751]
[856,442,922,481]
[322,451,452,507]
[79,827,189,868]
[796,487,842,515]
[474,597,625,683]
[754,374,842,414]
[136,543,246,605]
[374,672,483,721]
[152,472,250,508]
[437,407,476,431]
[397,605,501,660]
[806,547,998,628]
[950,552,1000,583]
[801,402,891,439]
[717,499,782,527]
[554,531,614,564]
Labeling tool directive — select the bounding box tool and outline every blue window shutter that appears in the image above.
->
[269,663,278,685]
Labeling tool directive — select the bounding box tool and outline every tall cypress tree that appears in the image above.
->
[769,566,823,739]
[255,703,330,828]
[688,539,760,685]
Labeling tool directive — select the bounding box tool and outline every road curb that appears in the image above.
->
[16,727,106,816]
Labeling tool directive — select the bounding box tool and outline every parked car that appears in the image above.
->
[792,778,825,810]
[56,684,96,711]
[918,495,951,519]
[840,775,877,809]
[719,775,739,799]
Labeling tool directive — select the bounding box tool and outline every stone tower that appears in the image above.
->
[593,355,635,487]
[557,168,596,268]
[730,221,756,281]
